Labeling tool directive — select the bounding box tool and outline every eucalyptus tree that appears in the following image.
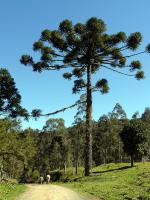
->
[141,108,150,160]
[109,103,128,162]
[42,118,70,171]
[20,17,150,175]
[141,107,150,122]
[110,103,127,120]
[72,94,86,174]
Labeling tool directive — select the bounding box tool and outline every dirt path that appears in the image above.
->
[16,184,85,200]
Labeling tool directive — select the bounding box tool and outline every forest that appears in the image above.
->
[0,102,150,183]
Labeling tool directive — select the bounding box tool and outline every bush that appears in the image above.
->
[19,169,40,183]
[137,196,150,200]
[50,171,63,181]
[30,170,40,183]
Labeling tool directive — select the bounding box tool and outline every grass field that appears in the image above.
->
[61,162,150,200]
[0,183,26,200]
[0,163,149,200]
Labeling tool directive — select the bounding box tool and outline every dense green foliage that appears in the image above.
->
[0,119,36,182]
[120,119,148,167]
[0,68,28,118]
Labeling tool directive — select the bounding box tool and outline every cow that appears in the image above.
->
[39,176,44,184]
[46,174,51,184]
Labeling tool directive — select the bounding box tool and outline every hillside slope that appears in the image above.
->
[62,163,150,200]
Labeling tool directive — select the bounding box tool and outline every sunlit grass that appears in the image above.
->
[61,162,150,200]
[0,183,26,200]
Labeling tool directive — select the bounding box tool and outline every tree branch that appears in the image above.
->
[51,52,64,57]
[41,103,78,116]
[125,51,146,58]
[30,100,86,118]
[101,61,131,69]
[101,65,134,77]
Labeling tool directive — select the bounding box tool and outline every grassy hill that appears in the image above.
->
[61,162,150,200]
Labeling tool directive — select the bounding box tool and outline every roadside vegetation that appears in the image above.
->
[0,183,26,200]
[61,162,150,200]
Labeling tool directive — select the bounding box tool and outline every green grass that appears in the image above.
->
[60,162,150,200]
[0,183,26,200]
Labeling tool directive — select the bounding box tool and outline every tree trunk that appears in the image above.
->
[84,65,92,176]
[105,149,107,164]
[131,155,134,167]
[64,164,66,174]
[75,130,79,175]
[75,160,78,175]
[118,137,121,163]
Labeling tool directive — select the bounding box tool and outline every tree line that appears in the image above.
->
[0,103,149,182]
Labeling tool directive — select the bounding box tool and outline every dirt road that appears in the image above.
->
[16,184,85,200]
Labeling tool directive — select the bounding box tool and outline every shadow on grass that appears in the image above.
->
[63,165,136,183]
[92,165,134,174]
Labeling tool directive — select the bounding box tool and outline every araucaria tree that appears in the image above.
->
[20,17,150,176]
[0,68,28,118]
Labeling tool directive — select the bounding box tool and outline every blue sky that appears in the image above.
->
[0,0,150,129]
